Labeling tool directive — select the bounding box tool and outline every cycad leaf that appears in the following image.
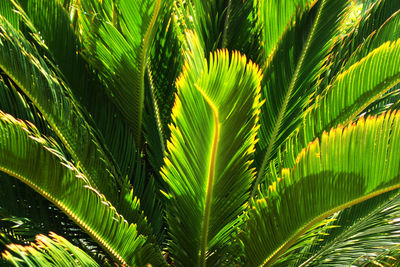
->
[12,0,141,181]
[304,39,400,145]
[149,7,182,141]
[294,192,400,266]
[254,0,348,192]
[0,111,165,266]
[161,33,262,266]
[2,232,99,267]
[241,110,400,266]
[323,0,400,87]
[257,0,313,60]
[0,16,121,208]
[76,0,165,145]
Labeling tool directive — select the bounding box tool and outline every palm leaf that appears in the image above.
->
[2,232,99,267]
[8,0,163,231]
[299,39,400,153]
[323,0,400,87]
[0,111,165,266]
[254,0,348,193]
[161,32,262,266]
[294,192,400,266]
[148,7,182,141]
[0,15,125,212]
[17,0,143,182]
[241,110,400,266]
[76,0,165,145]
[257,0,315,60]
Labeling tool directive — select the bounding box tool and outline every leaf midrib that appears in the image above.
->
[136,0,161,145]
[196,86,220,267]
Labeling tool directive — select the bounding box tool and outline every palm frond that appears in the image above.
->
[241,110,400,266]
[179,0,262,62]
[322,0,400,87]
[302,39,400,149]
[76,0,166,145]
[257,0,315,60]
[2,232,99,267]
[254,0,348,193]
[161,32,262,266]
[0,111,165,266]
[148,5,182,141]
[0,15,128,214]
[289,191,400,266]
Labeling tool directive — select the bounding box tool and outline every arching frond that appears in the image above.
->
[241,111,400,266]
[161,33,262,266]
[2,232,99,267]
[76,0,167,145]
[257,0,315,60]
[0,16,120,206]
[254,0,348,193]
[302,39,400,150]
[0,112,166,266]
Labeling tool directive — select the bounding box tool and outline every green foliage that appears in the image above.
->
[1,0,400,266]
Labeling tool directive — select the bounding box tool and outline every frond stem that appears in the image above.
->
[197,86,220,267]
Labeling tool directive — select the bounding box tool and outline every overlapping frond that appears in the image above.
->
[76,0,167,145]
[2,232,99,267]
[241,110,400,266]
[0,16,121,205]
[302,39,400,147]
[161,33,262,266]
[179,0,262,61]
[323,0,400,86]
[293,192,400,266]
[12,0,141,182]
[149,9,182,139]
[0,112,165,266]
[254,0,348,192]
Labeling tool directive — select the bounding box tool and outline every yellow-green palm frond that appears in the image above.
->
[161,32,262,266]
[241,110,400,266]
[0,111,166,266]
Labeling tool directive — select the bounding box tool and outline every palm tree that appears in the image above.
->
[1,0,400,266]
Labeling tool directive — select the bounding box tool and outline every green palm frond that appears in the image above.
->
[76,0,166,145]
[224,0,263,65]
[143,67,166,173]
[301,39,400,151]
[257,0,314,60]
[0,111,165,266]
[149,7,182,141]
[293,192,400,266]
[0,16,121,205]
[254,0,349,193]
[324,1,400,87]
[180,0,262,60]
[241,110,400,266]
[2,232,99,267]
[161,32,262,266]
[344,9,400,69]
